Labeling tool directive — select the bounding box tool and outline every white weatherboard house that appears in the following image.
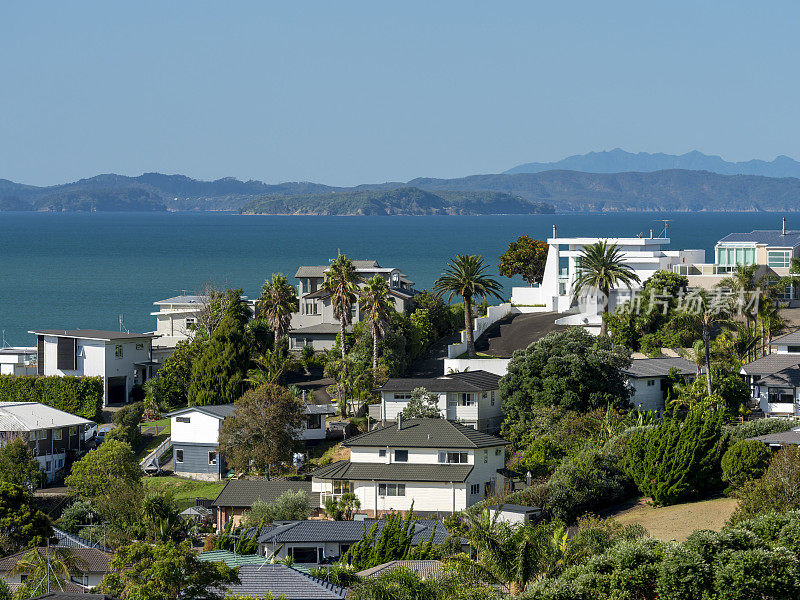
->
[510,229,704,330]
[289,260,416,351]
[0,347,37,376]
[29,329,156,406]
[169,402,336,481]
[311,418,507,517]
[624,357,697,412]
[741,330,800,410]
[375,370,503,433]
[0,402,93,483]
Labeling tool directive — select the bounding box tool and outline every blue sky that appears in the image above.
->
[2,1,799,186]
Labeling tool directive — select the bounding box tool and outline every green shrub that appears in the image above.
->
[727,418,795,441]
[731,446,800,523]
[656,545,712,600]
[0,375,102,420]
[713,548,800,600]
[721,439,771,490]
[107,402,144,447]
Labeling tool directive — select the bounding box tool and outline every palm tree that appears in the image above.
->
[11,547,87,595]
[434,255,503,357]
[323,255,360,360]
[257,273,299,348]
[572,241,641,337]
[359,275,395,371]
[247,347,298,387]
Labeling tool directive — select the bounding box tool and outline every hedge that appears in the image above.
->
[0,375,103,420]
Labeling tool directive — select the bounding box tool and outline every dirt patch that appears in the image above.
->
[607,496,738,542]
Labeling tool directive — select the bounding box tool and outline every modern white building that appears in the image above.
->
[0,347,37,376]
[510,229,704,329]
[150,295,206,362]
[28,329,156,406]
[311,418,508,517]
[624,357,697,412]
[289,260,416,351]
[375,370,503,433]
[0,402,94,483]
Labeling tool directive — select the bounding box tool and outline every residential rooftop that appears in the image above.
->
[741,354,800,376]
[0,402,93,432]
[217,564,347,600]
[212,479,317,508]
[343,418,507,449]
[771,329,800,346]
[311,460,474,483]
[357,560,444,580]
[378,370,501,393]
[717,229,800,247]
[153,295,208,305]
[749,428,800,446]
[623,357,696,378]
[28,329,155,340]
[757,366,800,388]
[198,550,268,567]
[257,518,449,545]
[167,404,237,420]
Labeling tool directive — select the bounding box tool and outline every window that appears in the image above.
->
[186,317,197,327]
[53,429,62,441]
[176,417,191,423]
[484,450,488,464]
[30,430,47,441]
[56,337,77,370]
[136,343,144,350]
[768,387,795,404]
[69,426,77,436]
[470,483,480,495]
[333,481,353,495]
[393,393,412,401]
[438,451,468,464]
[378,483,406,496]
[290,547,320,564]
[491,391,495,406]
[351,305,358,319]
[208,451,217,465]
[495,448,502,456]
[717,246,756,267]
[115,345,123,358]
[304,302,318,315]
[56,458,64,469]
[394,449,408,462]
[175,449,184,463]
[29,431,36,441]
[306,414,322,429]
[768,250,791,268]
[379,449,387,457]
[458,393,475,406]
[45,461,51,472]
[647,379,655,387]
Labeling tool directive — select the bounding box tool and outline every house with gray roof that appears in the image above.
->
[311,418,507,517]
[289,259,417,351]
[211,479,321,530]
[256,518,451,565]
[753,366,800,417]
[217,564,347,599]
[741,332,800,412]
[623,357,696,412]
[357,560,444,580]
[749,427,800,448]
[0,547,111,593]
[376,370,503,433]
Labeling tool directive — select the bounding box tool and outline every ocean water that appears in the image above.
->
[0,211,792,346]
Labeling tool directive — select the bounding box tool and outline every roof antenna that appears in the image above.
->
[783,217,786,236]
[1,331,7,348]
[119,315,129,334]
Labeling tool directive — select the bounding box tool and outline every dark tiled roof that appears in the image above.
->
[623,357,696,378]
[344,418,507,449]
[0,547,111,573]
[219,564,347,599]
[29,594,119,600]
[378,370,501,393]
[305,404,336,415]
[212,479,317,508]
[167,404,236,420]
[310,460,474,483]
[257,519,448,545]
[357,560,444,579]
[757,366,800,387]
[742,354,800,376]
[749,429,800,445]
[28,329,154,340]
[771,330,800,346]
[717,230,800,247]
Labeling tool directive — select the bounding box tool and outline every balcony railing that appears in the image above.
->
[673,264,738,276]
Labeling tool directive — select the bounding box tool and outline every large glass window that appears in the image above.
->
[768,250,791,268]
[438,451,469,463]
[768,387,794,404]
[394,450,408,462]
[378,483,406,497]
[717,246,755,266]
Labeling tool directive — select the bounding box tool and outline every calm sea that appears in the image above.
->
[0,211,791,346]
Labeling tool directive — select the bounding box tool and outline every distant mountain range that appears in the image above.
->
[506,148,800,178]
[6,152,800,213]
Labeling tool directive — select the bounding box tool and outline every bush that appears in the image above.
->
[727,418,796,441]
[240,490,311,527]
[721,439,770,490]
[656,544,712,600]
[58,500,95,535]
[732,446,800,522]
[713,548,800,599]
[107,402,144,447]
[0,375,102,420]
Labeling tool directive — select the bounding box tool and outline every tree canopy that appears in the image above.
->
[498,235,549,286]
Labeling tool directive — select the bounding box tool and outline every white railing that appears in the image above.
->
[673,264,736,276]
[140,436,172,471]
[446,303,513,359]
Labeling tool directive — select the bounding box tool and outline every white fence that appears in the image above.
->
[446,303,513,359]
[443,357,510,376]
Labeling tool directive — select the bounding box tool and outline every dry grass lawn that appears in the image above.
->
[608,497,739,542]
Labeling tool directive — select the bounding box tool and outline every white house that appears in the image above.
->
[150,295,206,363]
[29,329,156,406]
[0,347,37,376]
[487,504,542,525]
[753,366,800,418]
[0,547,111,593]
[741,330,800,404]
[0,402,94,483]
[510,228,704,329]
[624,357,697,412]
[311,418,508,517]
[375,370,503,433]
[169,402,336,481]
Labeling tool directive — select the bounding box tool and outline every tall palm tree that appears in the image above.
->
[257,273,299,348]
[719,264,760,337]
[11,547,87,595]
[572,241,641,336]
[323,255,360,360]
[359,275,395,371]
[434,254,503,357]
[247,347,297,387]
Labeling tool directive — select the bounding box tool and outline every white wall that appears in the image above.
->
[443,358,510,376]
[446,303,513,359]
[171,411,223,444]
[628,377,665,412]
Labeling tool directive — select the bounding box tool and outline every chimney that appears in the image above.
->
[783,217,787,236]
[552,224,557,239]
[397,413,402,430]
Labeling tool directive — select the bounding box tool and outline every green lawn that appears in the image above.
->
[143,476,225,501]
[136,419,172,460]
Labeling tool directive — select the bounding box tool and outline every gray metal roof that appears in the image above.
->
[487,504,542,514]
[290,324,350,335]
[749,428,800,446]
[212,479,317,508]
[167,404,236,420]
[344,418,507,449]
[29,594,119,600]
[742,354,800,376]
[771,330,800,346]
[153,295,208,305]
[717,229,800,247]
[623,357,696,378]
[0,346,35,356]
[305,404,336,415]
[310,460,474,483]
[357,560,444,580]
[218,564,347,600]
[257,518,449,545]
[294,260,382,279]
[757,366,800,387]
[0,402,93,432]
[29,329,155,340]
[378,370,502,393]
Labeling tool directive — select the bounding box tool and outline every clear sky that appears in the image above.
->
[2,1,799,186]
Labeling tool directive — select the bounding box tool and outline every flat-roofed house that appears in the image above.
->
[311,418,507,517]
[0,347,37,376]
[376,370,503,433]
[28,329,156,406]
[623,357,697,412]
[0,402,93,482]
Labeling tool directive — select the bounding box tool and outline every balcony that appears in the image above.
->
[673,264,737,276]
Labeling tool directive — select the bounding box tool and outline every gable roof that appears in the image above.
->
[378,370,501,393]
[310,460,474,483]
[212,479,318,508]
[167,404,236,420]
[0,403,93,432]
[257,518,449,546]
[771,330,800,346]
[623,357,696,378]
[29,329,155,341]
[717,230,800,247]
[218,564,347,599]
[295,260,382,279]
[29,595,119,600]
[741,354,800,376]
[357,560,444,580]
[198,550,269,567]
[757,366,800,387]
[153,295,207,305]
[0,547,111,573]
[343,418,507,449]
[749,428,800,446]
